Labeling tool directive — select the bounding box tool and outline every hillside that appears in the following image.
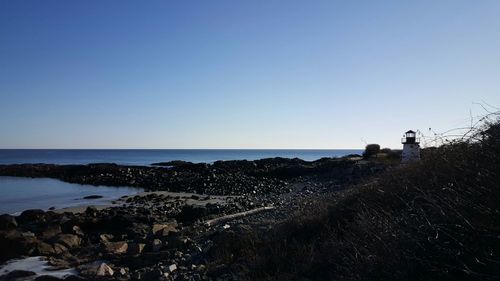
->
[210,120,500,280]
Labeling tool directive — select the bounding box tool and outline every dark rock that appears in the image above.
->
[1,270,36,280]
[0,214,17,230]
[127,243,145,255]
[34,275,63,281]
[84,206,98,217]
[18,209,46,224]
[64,276,86,281]
[41,224,62,239]
[82,195,103,199]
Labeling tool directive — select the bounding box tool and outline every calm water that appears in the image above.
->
[0,177,142,215]
[0,149,362,166]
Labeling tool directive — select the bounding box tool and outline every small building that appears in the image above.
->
[401,130,420,163]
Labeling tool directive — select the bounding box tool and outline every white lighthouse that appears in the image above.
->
[401,130,420,163]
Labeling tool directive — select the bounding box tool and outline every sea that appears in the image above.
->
[0,149,362,214]
[0,149,362,166]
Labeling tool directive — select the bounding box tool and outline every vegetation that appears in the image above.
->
[362,144,381,159]
[211,118,500,281]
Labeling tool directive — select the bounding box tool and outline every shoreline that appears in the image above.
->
[0,156,390,280]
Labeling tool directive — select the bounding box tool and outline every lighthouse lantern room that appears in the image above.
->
[401,130,420,163]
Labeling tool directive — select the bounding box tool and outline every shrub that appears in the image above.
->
[363,144,380,158]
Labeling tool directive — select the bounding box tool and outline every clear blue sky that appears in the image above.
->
[1,0,499,149]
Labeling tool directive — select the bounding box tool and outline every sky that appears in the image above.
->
[1,0,500,149]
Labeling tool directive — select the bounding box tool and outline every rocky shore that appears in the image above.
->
[0,157,389,280]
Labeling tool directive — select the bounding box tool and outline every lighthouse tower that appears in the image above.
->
[401,130,420,163]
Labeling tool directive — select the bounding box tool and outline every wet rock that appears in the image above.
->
[63,276,86,281]
[34,275,63,281]
[82,195,103,199]
[1,270,36,280]
[0,214,17,230]
[104,241,128,254]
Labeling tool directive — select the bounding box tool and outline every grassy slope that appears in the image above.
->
[212,122,500,281]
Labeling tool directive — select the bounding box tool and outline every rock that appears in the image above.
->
[53,243,68,254]
[84,206,98,217]
[18,209,46,224]
[0,214,17,229]
[168,264,177,272]
[127,243,145,255]
[56,234,81,248]
[71,226,84,236]
[41,224,62,239]
[118,268,127,276]
[99,234,114,242]
[1,270,36,280]
[63,276,86,281]
[96,263,114,276]
[176,205,210,223]
[151,222,178,236]
[104,241,128,254]
[35,275,63,281]
[35,241,56,255]
[82,195,103,199]
[151,239,162,252]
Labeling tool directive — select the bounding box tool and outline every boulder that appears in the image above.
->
[96,263,114,276]
[35,241,56,255]
[53,243,68,254]
[151,222,178,237]
[0,214,17,230]
[56,234,81,248]
[104,241,128,254]
[18,209,46,224]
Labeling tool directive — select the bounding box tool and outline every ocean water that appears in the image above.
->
[0,177,142,215]
[0,149,362,166]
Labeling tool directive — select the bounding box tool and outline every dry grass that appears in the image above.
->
[211,119,500,281]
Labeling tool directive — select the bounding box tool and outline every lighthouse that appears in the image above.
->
[401,130,420,163]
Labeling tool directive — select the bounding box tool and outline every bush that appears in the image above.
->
[363,144,380,158]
